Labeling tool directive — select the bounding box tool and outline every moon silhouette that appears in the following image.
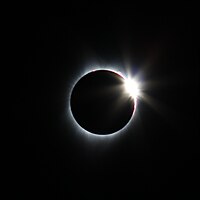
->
[70,70,135,135]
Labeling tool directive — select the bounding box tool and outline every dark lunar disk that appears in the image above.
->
[70,70,135,135]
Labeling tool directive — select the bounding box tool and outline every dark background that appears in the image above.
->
[14,5,199,198]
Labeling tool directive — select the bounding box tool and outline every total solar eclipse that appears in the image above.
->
[70,69,139,135]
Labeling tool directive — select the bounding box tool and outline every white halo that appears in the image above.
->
[67,66,139,139]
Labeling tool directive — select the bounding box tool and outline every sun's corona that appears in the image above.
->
[67,67,140,139]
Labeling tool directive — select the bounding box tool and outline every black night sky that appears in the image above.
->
[15,6,199,198]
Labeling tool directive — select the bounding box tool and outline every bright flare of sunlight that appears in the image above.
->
[124,78,140,100]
